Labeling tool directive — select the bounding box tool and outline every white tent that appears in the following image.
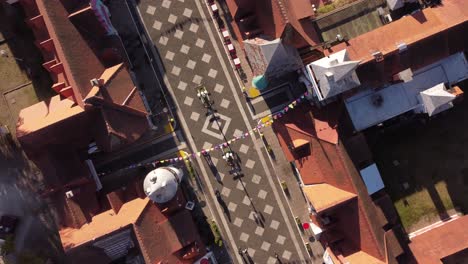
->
[419,83,455,116]
[306,49,361,101]
[143,166,183,203]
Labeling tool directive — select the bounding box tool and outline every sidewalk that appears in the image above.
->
[211,0,308,120]
[108,1,173,132]
[260,125,325,261]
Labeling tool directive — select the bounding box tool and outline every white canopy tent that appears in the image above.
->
[419,83,456,116]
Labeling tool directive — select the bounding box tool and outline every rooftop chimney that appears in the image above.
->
[372,51,384,62]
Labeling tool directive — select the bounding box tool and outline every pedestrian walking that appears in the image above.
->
[238,247,243,255]
[253,211,260,224]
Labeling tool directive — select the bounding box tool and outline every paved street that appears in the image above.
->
[131,0,311,263]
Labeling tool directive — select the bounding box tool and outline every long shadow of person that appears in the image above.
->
[216,194,232,222]
[245,253,254,264]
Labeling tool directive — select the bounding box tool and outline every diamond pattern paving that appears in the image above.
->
[165,51,175,60]
[255,226,265,236]
[264,204,273,215]
[168,14,177,24]
[240,232,249,242]
[171,65,181,76]
[245,159,255,169]
[233,217,243,227]
[258,189,267,199]
[140,1,303,261]
[146,5,156,15]
[261,241,271,251]
[195,38,205,48]
[221,187,231,197]
[178,81,187,91]
[152,20,162,30]
[189,23,199,33]
[239,144,249,154]
[227,202,237,212]
[159,36,168,45]
[174,29,184,39]
[276,235,286,245]
[220,99,230,109]
[202,53,212,63]
[180,44,190,54]
[184,96,193,106]
[186,59,196,69]
[190,112,200,121]
[252,174,261,184]
[192,75,202,84]
[242,196,251,206]
[270,220,280,230]
[183,8,192,17]
[214,83,224,93]
[162,0,171,8]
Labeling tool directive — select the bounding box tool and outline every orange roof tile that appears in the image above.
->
[36,0,106,106]
[345,250,385,264]
[409,215,468,264]
[328,0,468,64]
[60,197,150,250]
[303,183,356,212]
[286,0,313,20]
[17,95,84,137]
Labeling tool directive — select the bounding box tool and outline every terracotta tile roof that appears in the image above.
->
[409,215,468,264]
[226,0,320,48]
[60,197,150,250]
[36,0,105,106]
[86,63,146,113]
[345,250,385,264]
[303,183,356,212]
[327,0,468,87]
[286,0,313,20]
[16,95,84,138]
[273,103,397,262]
[135,208,205,263]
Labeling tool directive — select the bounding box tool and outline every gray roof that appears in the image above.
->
[345,52,467,131]
[243,38,303,77]
[307,49,361,101]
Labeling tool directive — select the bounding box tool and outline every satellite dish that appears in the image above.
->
[143,166,183,203]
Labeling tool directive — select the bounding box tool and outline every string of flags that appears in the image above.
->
[99,91,310,175]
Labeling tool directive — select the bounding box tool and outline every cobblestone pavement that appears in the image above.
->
[132,0,311,263]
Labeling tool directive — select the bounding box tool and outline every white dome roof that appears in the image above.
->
[143,166,183,203]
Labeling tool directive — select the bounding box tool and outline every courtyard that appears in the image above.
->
[315,0,387,42]
[368,82,468,233]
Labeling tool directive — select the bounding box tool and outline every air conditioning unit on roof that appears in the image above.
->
[65,190,74,199]
[372,51,384,62]
[397,42,408,53]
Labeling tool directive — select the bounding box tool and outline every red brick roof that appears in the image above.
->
[327,0,468,87]
[225,0,321,48]
[409,215,468,264]
[273,103,392,262]
[36,0,105,106]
